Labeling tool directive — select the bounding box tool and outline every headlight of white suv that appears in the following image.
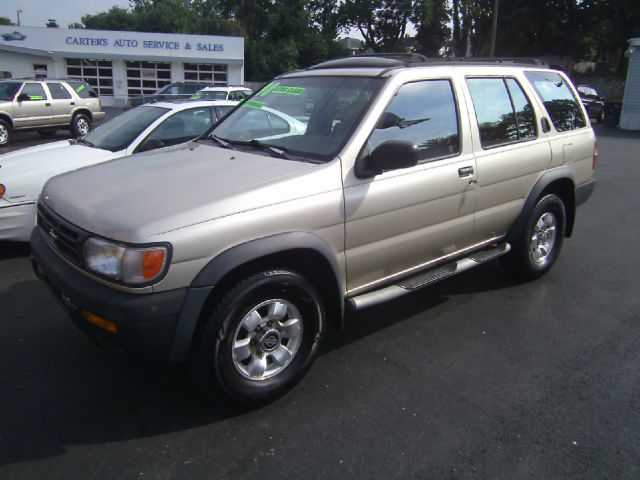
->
[82,237,170,285]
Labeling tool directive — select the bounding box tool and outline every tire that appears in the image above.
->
[38,130,57,138]
[501,194,566,280]
[0,119,11,146]
[70,113,92,137]
[189,269,325,403]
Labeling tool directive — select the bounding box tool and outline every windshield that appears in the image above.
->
[210,76,383,161]
[83,106,169,151]
[0,82,21,101]
[192,90,227,100]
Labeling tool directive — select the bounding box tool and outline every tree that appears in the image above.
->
[68,22,84,29]
[0,16,13,26]
[338,0,416,52]
[412,0,450,56]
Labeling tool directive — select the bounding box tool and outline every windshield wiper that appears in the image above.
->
[248,139,290,159]
[210,135,236,150]
[72,137,95,148]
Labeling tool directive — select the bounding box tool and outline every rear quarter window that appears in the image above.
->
[67,81,98,99]
[524,71,586,132]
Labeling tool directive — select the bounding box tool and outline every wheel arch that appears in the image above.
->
[0,113,13,129]
[170,232,345,362]
[507,168,576,243]
[72,108,93,122]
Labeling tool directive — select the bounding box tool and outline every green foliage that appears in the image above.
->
[0,16,14,26]
[74,0,640,79]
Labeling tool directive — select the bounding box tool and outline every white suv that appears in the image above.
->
[192,86,252,102]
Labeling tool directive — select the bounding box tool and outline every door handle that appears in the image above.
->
[70,102,75,105]
[458,166,474,177]
[45,103,51,106]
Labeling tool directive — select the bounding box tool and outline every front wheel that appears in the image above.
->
[501,194,566,280]
[71,114,92,137]
[189,270,325,403]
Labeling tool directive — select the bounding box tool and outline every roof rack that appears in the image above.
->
[307,55,549,71]
[431,57,549,66]
[309,52,427,70]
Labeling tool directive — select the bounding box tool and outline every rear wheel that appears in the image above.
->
[501,194,566,280]
[71,113,91,137]
[189,269,324,403]
[0,119,10,146]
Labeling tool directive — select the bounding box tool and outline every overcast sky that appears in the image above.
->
[0,0,130,28]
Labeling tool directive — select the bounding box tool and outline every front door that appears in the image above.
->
[344,79,477,294]
[12,83,52,128]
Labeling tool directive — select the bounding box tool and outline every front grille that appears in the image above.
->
[37,202,86,266]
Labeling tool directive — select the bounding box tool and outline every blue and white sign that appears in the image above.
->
[0,25,243,62]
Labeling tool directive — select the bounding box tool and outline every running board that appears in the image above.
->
[347,243,511,311]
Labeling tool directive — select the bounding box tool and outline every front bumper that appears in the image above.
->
[30,226,189,362]
[0,202,36,242]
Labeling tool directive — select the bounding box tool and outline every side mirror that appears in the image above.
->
[16,93,29,102]
[138,138,165,153]
[356,140,420,178]
[376,111,402,129]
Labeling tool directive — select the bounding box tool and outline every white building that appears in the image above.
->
[620,37,640,130]
[0,26,244,107]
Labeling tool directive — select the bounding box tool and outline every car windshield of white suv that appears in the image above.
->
[208,76,383,161]
[0,82,22,101]
[80,105,169,152]
[192,90,227,100]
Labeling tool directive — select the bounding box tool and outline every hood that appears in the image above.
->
[0,141,118,203]
[41,142,340,243]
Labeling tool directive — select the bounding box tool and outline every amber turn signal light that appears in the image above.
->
[81,309,118,334]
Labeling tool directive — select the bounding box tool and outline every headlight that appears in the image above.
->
[83,237,170,285]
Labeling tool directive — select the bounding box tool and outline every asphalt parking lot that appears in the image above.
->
[1,125,639,479]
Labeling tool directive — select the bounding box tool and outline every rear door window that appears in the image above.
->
[467,77,537,148]
[368,79,460,162]
[524,71,586,132]
[46,82,72,100]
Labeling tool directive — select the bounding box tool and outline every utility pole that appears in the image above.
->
[489,0,499,57]
[16,9,22,26]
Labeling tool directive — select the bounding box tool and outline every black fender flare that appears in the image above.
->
[191,232,343,290]
[170,232,344,362]
[506,166,576,243]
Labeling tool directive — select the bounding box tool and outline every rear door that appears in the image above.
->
[343,77,477,293]
[463,75,551,243]
[44,82,74,125]
[12,83,52,128]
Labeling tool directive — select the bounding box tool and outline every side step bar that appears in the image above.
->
[347,243,511,311]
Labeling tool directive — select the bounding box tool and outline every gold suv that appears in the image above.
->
[0,79,105,145]
[30,58,596,403]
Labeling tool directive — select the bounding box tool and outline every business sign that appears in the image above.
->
[0,25,243,61]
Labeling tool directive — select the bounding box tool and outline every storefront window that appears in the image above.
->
[65,59,113,96]
[184,63,227,85]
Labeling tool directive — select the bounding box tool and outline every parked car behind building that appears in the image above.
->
[128,82,210,107]
[577,85,605,123]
